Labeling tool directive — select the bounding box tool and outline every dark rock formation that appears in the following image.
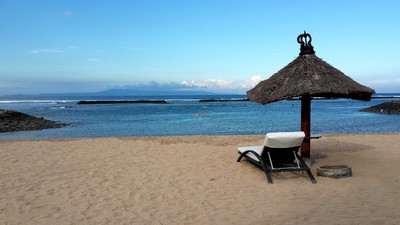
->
[360,101,400,115]
[77,100,168,104]
[0,110,67,132]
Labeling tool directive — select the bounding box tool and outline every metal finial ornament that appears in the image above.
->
[297,31,315,55]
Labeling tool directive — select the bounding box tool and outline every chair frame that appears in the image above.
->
[237,145,317,184]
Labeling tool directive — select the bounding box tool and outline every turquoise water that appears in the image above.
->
[0,94,399,140]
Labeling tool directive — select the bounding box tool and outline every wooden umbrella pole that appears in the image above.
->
[301,95,311,158]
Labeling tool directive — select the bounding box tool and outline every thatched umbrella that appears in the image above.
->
[247,32,375,158]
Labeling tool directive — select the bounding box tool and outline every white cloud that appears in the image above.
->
[364,77,400,93]
[26,46,78,54]
[180,75,263,92]
[365,78,400,85]
[181,79,234,88]
[27,48,64,54]
[239,75,263,89]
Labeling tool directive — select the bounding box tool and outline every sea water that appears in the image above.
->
[0,94,399,140]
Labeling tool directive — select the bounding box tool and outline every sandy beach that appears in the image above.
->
[1,133,399,225]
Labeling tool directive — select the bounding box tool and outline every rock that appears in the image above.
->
[0,109,67,133]
[77,100,168,104]
[360,101,400,115]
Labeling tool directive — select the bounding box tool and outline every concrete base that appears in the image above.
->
[317,165,352,178]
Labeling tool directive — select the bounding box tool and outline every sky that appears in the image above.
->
[0,0,399,95]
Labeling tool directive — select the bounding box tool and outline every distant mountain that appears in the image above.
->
[1,88,231,98]
[97,88,220,96]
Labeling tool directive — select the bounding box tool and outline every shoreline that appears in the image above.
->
[1,133,399,224]
[1,131,400,142]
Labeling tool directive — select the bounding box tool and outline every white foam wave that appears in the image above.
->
[0,100,76,104]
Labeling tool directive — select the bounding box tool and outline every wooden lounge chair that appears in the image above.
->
[237,131,317,184]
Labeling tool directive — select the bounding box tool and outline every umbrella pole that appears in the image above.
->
[301,95,311,158]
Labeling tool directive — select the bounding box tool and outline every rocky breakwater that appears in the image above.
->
[77,100,168,104]
[0,109,67,132]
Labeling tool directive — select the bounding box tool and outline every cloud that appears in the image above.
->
[27,48,64,54]
[238,75,263,88]
[365,78,400,86]
[180,75,263,91]
[117,81,192,90]
[364,77,400,92]
[181,79,234,89]
[27,45,78,54]
[115,77,263,93]
[0,76,264,96]
[63,11,75,17]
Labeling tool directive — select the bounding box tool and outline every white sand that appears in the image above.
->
[1,133,399,225]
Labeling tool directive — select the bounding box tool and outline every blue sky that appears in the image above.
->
[1,0,399,95]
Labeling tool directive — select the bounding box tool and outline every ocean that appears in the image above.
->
[0,94,399,140]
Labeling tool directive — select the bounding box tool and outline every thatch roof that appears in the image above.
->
[247,53,375,104]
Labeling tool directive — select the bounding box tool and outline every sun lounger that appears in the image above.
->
[237,131,317,184]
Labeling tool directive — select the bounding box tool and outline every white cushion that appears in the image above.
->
[263,132,305,148]
[237,132,305,162]
[238,146,263,162]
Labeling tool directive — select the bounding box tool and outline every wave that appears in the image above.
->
[0,100,76,104]
[372,93,400,98]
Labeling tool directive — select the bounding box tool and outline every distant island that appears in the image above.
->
[77,100,168,105]
[0,109,67,133]
[360,101,400,115]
